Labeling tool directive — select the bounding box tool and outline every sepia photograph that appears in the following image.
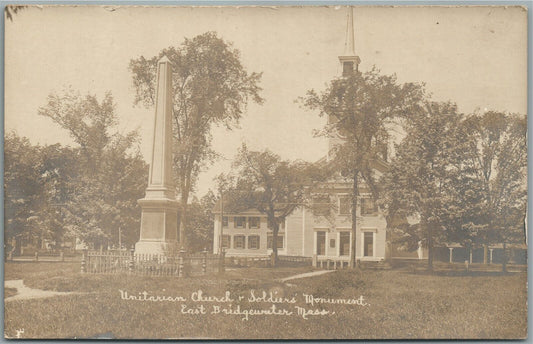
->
[3,4,528,339]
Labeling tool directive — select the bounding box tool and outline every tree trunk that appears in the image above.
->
[350,172,359,268]
[272,221,279,267]
[426,219,433,272]
[179,191,189,250]
[502,242,507,273]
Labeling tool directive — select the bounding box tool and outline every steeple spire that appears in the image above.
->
[344,6,356,56]
[338,6,360,76]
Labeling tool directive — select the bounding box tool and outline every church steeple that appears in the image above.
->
[338,7,360,76]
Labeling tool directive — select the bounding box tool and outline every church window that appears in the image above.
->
[313,195,330,216]
[234,217,246,228]
[233,235,245,249]
[248,217,260,229]
[361,198,378,215]
[339,196,351,215]
[248,235,260,250]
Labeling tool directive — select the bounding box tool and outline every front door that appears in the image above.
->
[316,231,326,255]
[339,232,350,256]
[364,232,373,257]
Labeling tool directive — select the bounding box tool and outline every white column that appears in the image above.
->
[372,232,376,258]
[449,247,453,263]
[489,248,494,264]
[325,231,329,257]
[337,232,340,257]
[284,217,288,255]
[313,231,317,255]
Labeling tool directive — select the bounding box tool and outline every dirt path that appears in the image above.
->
[279,269,335,282]
[5,280,77,302]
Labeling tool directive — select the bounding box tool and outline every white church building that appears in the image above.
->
[213,8,423,264]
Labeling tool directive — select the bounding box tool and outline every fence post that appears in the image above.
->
[129,246,135,274]
[81,250,87,273]
[178,247,185,277]
[202,247,208,274]
[34,251,39,262]
[60,251,65,262]
[218,249,225,274]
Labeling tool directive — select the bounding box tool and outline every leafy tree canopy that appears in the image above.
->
[129,32,264,247]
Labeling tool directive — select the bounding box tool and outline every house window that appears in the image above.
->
[267,233,284,249]
[313,195,330,216]
[361,198,378,215]
[221,235,230,249]
[339,196,351,215]
[364,232,374,256]
[248,235,260,250]
[222,216,228,228]
[339,232,350,256]
[234,235,245,249]
[249,217,260,229]
[316,231,326,255]
[234,217,246,228]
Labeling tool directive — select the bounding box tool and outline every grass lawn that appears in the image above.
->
[4,261,527,339]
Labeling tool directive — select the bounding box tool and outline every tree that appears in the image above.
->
[129,32,263,249]
[4,132,45,253]
[460,111,527,271]
[4,132,80,253]
[5,5,26,21]
[38,90,147,248]
[301,68,424,267]
[219,144,326,266]
[382,101,468,271]
[33,143,79,249]
[184,191,217,253]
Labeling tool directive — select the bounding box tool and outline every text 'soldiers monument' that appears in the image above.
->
[135,56,179,255]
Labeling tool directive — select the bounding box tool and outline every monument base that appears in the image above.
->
[136,197,180,256]
[135,240,180,256]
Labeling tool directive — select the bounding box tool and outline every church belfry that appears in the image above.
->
[338,7,360,76]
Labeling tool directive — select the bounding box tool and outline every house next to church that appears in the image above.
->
[213,8,425,264]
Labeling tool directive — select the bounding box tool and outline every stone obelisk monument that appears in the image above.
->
[135,56,179,256]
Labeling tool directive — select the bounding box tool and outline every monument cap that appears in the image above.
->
[158,55,172,64]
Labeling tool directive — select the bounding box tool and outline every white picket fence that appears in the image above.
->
[81,249,223,277]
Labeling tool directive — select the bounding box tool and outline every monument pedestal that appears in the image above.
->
[135,198,180,256]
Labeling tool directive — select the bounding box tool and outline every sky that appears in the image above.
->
[5,5,528,197]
